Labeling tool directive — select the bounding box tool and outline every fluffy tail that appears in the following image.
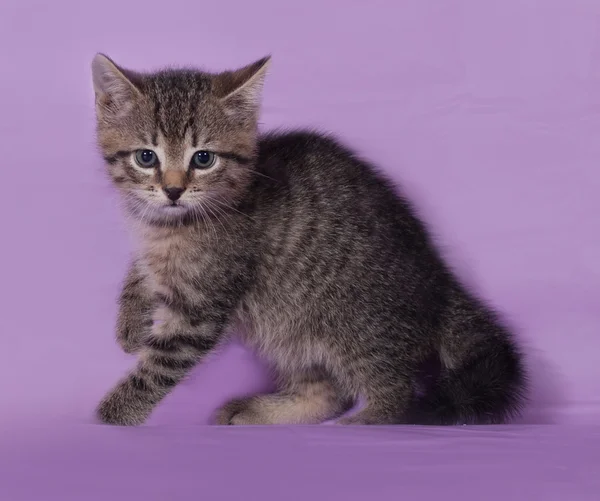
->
[408,334,527,425]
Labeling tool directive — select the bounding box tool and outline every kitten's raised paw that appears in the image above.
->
[96,380,151,426]
[117,336,143,354]
[116,317,151,354]
[116,325,147,354]
[214,397,257,425]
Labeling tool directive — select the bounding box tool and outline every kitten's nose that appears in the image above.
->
[163,186,185,201]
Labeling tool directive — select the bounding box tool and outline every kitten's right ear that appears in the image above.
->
[91,53,141,117]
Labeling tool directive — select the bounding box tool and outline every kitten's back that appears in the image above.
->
[245,130,526,425]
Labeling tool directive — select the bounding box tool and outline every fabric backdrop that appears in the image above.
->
[1,0,599,428]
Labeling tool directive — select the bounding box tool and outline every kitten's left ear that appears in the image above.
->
[213,56,271,116]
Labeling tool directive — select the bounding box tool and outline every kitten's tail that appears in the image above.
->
[408,332,527,425]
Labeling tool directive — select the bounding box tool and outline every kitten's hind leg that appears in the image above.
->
[336,379,414,425]
[214,376,352,425]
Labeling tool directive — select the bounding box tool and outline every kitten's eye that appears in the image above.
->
[191,151,216,170]
[134,149,158,168]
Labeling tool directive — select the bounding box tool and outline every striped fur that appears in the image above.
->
[92,55,527,426]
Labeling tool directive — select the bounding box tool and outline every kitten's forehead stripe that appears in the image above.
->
[144,71,212,141]
[188,116,198,148]
[153,100,166,137]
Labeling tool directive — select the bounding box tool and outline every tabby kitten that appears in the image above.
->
[92,53,526,426]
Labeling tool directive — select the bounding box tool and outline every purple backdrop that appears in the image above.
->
[1,0,600,499]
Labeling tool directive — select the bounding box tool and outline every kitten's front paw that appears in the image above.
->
[96,380,152,426]
[214,397,257,425]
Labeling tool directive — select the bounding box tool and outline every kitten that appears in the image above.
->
[91,54,526,426]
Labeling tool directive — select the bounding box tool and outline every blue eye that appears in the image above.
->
[135,149,158,168]
[191,151,216,169]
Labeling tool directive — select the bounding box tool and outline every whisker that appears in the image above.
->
[248,169,278,182]
[203,203,220,245]
[203,198,232,242]
[191,205,209,242]
[195,203,217,244]
[209,195,255,221]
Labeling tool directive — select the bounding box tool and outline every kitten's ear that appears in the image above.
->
[213,56,271,117]
[91,53,142,117]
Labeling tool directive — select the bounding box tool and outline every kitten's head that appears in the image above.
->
[91,54,270,225]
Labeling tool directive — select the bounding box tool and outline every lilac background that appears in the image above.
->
[2,0,600,498]
[2,0,600,433]
[2,0,600,428]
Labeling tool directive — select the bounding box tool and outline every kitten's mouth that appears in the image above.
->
[159,202,188,213]
[166,202,184,209]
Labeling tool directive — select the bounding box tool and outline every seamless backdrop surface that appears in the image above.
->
[1,0,599,499]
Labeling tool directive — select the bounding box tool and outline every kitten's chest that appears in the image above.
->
[139,233,202,294]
